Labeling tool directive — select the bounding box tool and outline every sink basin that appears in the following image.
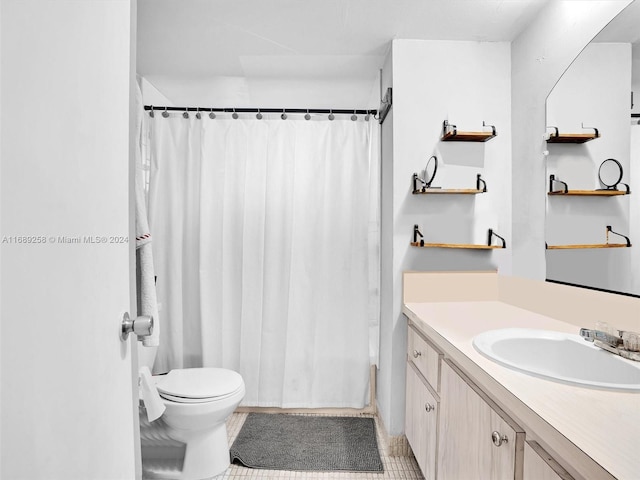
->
[472,328,640,391]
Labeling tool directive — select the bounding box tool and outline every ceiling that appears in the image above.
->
[137,0,551,78]
[137,0,551,106]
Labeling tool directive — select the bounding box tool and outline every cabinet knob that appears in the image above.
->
[413,349,422,358]
[491,431,508,447]
[425,403,434,412]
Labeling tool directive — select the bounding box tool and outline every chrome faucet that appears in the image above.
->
[579,328,596,342]
[579,327,621,347]
[581,327,640,362]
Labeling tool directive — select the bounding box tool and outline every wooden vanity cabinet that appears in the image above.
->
[406,322,527,480]
[408,326,441,390]
[406,363,438,479]
[523,441,574,480]
[437,359,525,480]
[405,326,442,479]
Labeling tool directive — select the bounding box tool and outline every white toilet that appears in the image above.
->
[138,346,245,480]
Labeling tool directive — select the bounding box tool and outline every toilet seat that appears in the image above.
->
[156,368,244,404]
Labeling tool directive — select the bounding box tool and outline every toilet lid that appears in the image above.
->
[156,368,243,402]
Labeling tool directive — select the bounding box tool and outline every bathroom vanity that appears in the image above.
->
[402,271,640,480]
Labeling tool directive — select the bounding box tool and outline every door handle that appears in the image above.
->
[121,312,154,341]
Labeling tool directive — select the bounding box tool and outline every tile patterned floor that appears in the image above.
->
[216,412,425,480]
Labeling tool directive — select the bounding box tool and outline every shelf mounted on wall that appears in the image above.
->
[411,224,506,249]
[546,124,600,143]
[412,173,487,194]
[546,225,632,250]
[548,174,630,196]
[441,120,497,142]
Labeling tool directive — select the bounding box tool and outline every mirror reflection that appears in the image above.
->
[598,158,624,190]
[545,2,640,296]
[422,155,439,188]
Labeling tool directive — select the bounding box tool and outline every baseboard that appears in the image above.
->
[374,402,412,457]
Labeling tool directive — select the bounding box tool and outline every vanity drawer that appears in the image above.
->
[408,326,442,392]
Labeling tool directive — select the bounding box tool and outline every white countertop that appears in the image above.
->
[403,300,640,480]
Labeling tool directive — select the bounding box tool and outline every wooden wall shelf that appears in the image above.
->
[546,126,599,144]
[548,175,630,196]
[412,225,506,250]
[413,173,487,195]
[441,131,496,142]
[546,226,631,250]
[546,243,629,250]
[548,190,628,196]
[441,120,496,142]
[411,242,503,250]
[414,189,485,195]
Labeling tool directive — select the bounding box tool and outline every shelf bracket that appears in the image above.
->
[413,224,424,246]
[412,173,427,193]
[442,119,457,137]
[482,121,496,137]
[581,122,600,138]
[618,182,631,194]
[606,226,631,247]
[549,174,568,194]
[476,174,487,192]
[487,229,506,248]
[378,88,392,125]
[546,126,559,140]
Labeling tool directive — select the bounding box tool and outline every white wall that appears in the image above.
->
[140,75,380,111]
[378,39,512,436]
[510,0,632,281]
[140,76,174,107]
[1,1,138,479]
[546,43,634,293]
[378,48,395,437]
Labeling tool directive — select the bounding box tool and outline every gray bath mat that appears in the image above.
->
[230,413,383,472]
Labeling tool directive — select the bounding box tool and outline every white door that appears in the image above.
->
[1,1,140,479]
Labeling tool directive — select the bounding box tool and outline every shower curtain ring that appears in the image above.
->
[162,107,169,118]
[256,109,263,120]
[304,109,311,121]
[351,110,357,121]
[281,109,287,120]
[328,109,335,121]
[183,108,189,119]
[149,105,155,118]
[232,108,239,120]
[209,109,216,119]
[195,107,201,120]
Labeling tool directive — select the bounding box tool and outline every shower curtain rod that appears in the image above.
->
[144,105,377,116]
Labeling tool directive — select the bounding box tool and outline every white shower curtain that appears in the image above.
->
[147,113,379,408]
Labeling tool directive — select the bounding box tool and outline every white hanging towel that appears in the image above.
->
[135,80,160,347]
[139,366,166,422]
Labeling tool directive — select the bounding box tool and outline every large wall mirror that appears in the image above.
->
[545,1,640,296]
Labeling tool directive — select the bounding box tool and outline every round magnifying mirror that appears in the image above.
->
[422,155,439,188]
[598,158,623,190]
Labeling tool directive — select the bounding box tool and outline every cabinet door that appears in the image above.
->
[408,326,442,391]
[524,441,574,480]
[438,360,524,480]
[406,363,438,480]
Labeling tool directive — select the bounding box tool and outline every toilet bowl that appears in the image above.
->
[140,367,245,480]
